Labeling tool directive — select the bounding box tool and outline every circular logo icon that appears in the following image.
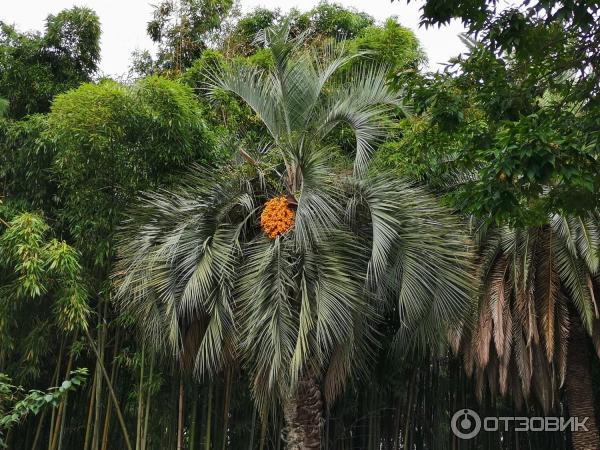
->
[451,409,481,439]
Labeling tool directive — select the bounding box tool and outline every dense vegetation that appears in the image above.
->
[1,1,600,449]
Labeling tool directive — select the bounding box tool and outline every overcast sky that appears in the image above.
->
[1,0,467,76]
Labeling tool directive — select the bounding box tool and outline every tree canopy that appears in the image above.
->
[0,7,100,119]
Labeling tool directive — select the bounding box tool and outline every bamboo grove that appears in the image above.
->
[2,1,600,449]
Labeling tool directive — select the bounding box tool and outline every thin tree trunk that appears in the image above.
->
[136,345,145,450]
[189,385,199,450]
[403,369,417,450]
[141,354,154,450]
[566,320,600,450]
[102,331,120,450]
[48,339,65,450]
[205,383,214,450]
[177,377,185,450]
[222,369,232,450]
[283,376,323,450]
[258,419,267,450]
[31,409,47,450]
[85,328,133,450]
[55,340,76,450]
[92,301,107,450]
[51,335,77,450]
[84,371,98,450]
[24,411,35,450]
[248,407,257,450]
[92,354,103,450]
[55,391,69,450]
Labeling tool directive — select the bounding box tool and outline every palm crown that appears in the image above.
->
[462,214,600,414]
[114,22,474,444]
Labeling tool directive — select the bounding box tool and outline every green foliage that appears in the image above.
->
[48,77,217,267]
[44,7,101,76]
[351,18,425,85]
[0,212,51,299]
[0,210,89,383]
[379,38,600,225]
[0,368,88,447]
[304,2,374,39]
[141,0,234,74]
[397,1,600,225]
[227,8,279,55]
[0,115,55,209]
[182,50,268,150]
[226,4,375,58]
[0,211,89,330]
[0,98,8,117]
[0,7,100,118]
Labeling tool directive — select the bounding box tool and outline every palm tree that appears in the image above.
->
[460,214,600,450]
[114,22,474,449]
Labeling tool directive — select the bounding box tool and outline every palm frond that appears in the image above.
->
[204,62,282,140]
[318,64,404,175]
[114,168,253,374]
[553,222,594,333]
[348,176,475,352]
[535,228,560,361]
[573,215,600,274]
[237,237,299,413]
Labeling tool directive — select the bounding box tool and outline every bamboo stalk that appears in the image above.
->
[221,370,232,450]
[141,354,154,450]
[136,345,145,450]
[403,369,417,450]
[189,384,199,450]
[248,408,256,450]
[205,383,213,450]
[177,377,185,450]
[92,356,102,450]
[48,338,65,450]
[258,417,267,450]
[101,331,120,450]
[84,327,133,450]
[54,339,76,450]
[31,409,47,450]
[84,370,97,450]
[92,301,107,450]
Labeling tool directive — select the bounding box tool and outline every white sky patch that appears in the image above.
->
[1,0,467,77]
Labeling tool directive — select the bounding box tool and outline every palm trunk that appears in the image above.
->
[566,320,600,450]
[283,376,323,450]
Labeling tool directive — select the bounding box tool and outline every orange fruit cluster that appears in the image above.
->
[260,196,295,239]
